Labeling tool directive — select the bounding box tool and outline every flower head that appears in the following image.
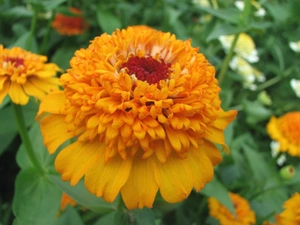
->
[290,79,300,97]
[289,41,300,53]
[52,8,89,36]
[208,192,256,225]
[276,193,300,225]
[37,27,237,209]
[219,33,259,63]
[0,45,61,105]
[267,112,300,157]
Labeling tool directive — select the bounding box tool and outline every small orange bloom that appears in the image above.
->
[60,193,77,211]
[208,192,256,225]
[52,8,89,36]
[0,45,61,105]
[267,112,300,156]
[276,193,300,225]
[37,26,237,209]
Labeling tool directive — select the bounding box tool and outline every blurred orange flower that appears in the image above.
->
[0,45,61,105]
[37,26,237,209]
[60,193,77,211]
[276,192,300,225]
[267,112,300,156]
[52,8,89,36]
[208,192,256,225]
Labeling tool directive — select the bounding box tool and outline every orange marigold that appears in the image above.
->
[267,112,300,156]
[37,27,237,209]
[208,192,256,225]
[276,193,300,225]
[52,8,89,36]
[0,45,61,105]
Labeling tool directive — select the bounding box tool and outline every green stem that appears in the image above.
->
[217,33,240,85]
[12,104,44,175]
[40,12,55,55]
[27,11,37,51]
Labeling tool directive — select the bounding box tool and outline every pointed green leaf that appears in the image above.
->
[55,206,84,225]
[96,8,122,34]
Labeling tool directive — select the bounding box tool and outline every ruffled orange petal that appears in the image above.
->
[36,90,66,120]
[0,80,9,104]
[40,114,74,153]
[55,141,103,185]
[84,146,132,202]
[201,139,222,166]
[121,154,158,209]
[23,80,46,101]
[8,82,29,105]
[214,109,237,130]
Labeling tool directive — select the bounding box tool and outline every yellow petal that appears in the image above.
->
[0,80,9,104]
[121,154,158,209]
[8,82,29,105]
[23,80,46,101]
[55,140,103,186]
[0,76,8,90]
[36,90,66,120]
[214,109,237,130]
[84,149,132,202]
[153,153,193,203]
[206,126,230,153]
[201,140,222,166]
[40,114,74,153]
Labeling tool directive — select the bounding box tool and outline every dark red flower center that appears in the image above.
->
[121,56,171,84]
[6,57,24,67]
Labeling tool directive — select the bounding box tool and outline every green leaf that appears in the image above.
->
[51,46,77,71]
[0,132,17,157]
[206,22,248,42]
[131,208,155,225]
[55,206,84,225]
[16,122,56,171]
[201,177,235,215]
[195,6,241,24]
[49,174,118,213]
[94,212,115,225]
[9,32,38,53]
[0,6,32,18]
[243,100,272,124]
[13,168,62,225]
[25,0,67,11]
[96,8,122,34]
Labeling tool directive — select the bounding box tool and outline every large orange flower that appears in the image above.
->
[52,8,89,36]
[267,112,300,156]
[0,45,61,105]
[37,27,237,209]
[276,193,300,225]
[208,192,256,225]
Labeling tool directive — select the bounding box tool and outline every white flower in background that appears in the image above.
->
[229,56,265,90]
[234,0,266,17]
[270,141,286,166]
[219,33,259,63]
[289,41,300,53]
[290,79,300,97]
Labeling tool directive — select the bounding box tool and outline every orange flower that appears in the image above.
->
[0,45,61,105]
[208,192,256,225]
[276,193,300,225]
[60,193,77,211]
[52,8,89,36]
[37,27,237,209]
[267,112,300,156]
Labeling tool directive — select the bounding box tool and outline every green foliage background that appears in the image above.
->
[0,0,299,224]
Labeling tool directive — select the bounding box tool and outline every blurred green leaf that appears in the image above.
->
[26,0,67,11]
[94,212,115,225]
[16,122,56,171]
[132,208,155,225]
[96,8,122,34]
[266,2,290,23]
[201,177,235,215]
[243,100,272,124]
[195,6,241,24]
[206,22,247,42]
[13,168,62,225]
[9,32,38,53]
[55,206,84,225]
[0,6,32,18]
[0,132,17,157]
[51,46,77,71]
[49,174,118,213]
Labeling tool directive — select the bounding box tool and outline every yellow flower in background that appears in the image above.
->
[208,192,256,225]
[276,193,300,225]
[290,79,300,97]
[60,193,77,211]
[37,27,237,209]
[0,45,61,105]
[289,41,300,53]
[267,112,300,157]
[229,56,265,90]
[52,8,89,36]
[219,33,259,63]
